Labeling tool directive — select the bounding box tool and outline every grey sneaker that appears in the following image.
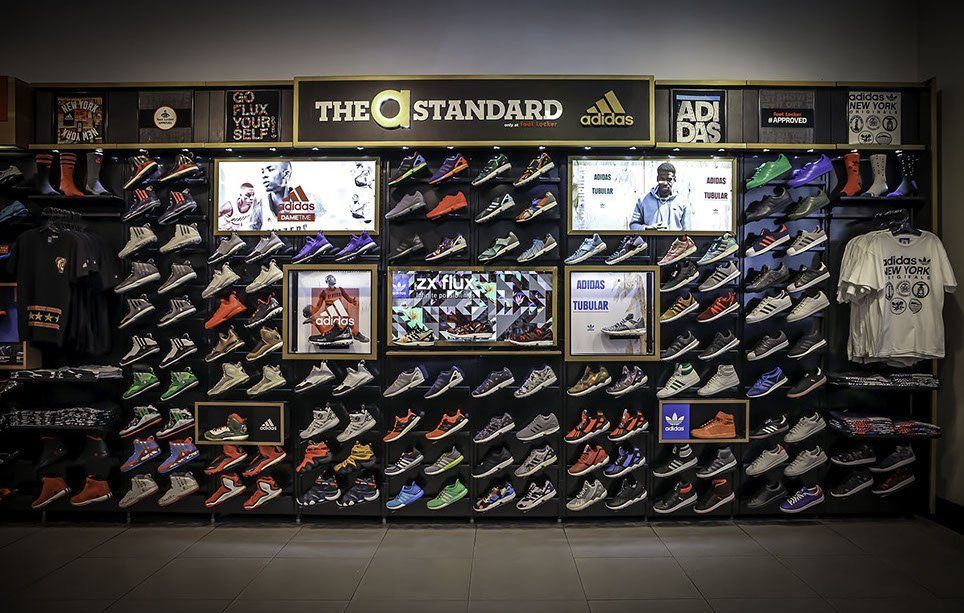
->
[473,413,516,443]
[386,192,426,219]
[158,262,197,295]
[209,233,246,264]
[605,236,648,264]
[333,361,375,396]
[746,445,789,476]
[385,449,424,476]
[336,406,377,442]
[696,446,737,479]
[784,412,827,443]
[661,332,700,361]
[786,291,829,322]
[516,413,561,441]
[565,234,606,264]
[118,474,159,508]
[697,364,740,396]
[156,408,195,439]
[479,232,520,262]
[119,225,158,258]
[247,365,286,396]
[159,472,199,507]
[119,295,156,329]
[517,480,557,511]
[295,363,336,393]
[301,404,340,439]
[698,330,739,360]
[698,260,740,292]
[746,331,789,361]
[871,445,916,472]
[385,367,427,397]
[515,444,557,477]
[160,223,202,254]
[116,260,161,294]
[784,446,828,477]
[209,362,250,396]
[602,314,645,337]
[245,327,282,362]
[517,235,557,262]
[424,447,464,476]
[746,264,791,292]
[566,479,607,511]
[514,366,557,398]
[159,295,197,326]
[786,227,827,256]
[787,189,830,219]
[245,260,283,293]
[245,232,286,262]
[202,263,241,299]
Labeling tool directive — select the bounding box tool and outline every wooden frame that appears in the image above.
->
[657,399,751,444]
[194,401,286,446]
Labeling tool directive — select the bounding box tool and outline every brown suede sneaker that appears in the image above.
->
[691,411,736,439]
[660,292,698,322]
[567,366,612,397]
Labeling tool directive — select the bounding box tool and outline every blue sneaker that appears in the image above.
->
[604,446,645,478]
[780,485,824,513]
[474,482,516,512]
[747,367,788,398]
[0,201,29,225]
[428,154,469,184]
[386,481,424,510]
[293,232,333,263]
[335,231,377,262]
[425,367,465,399]
[787,155,833,188]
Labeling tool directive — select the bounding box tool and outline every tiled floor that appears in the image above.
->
[1,518,963,612]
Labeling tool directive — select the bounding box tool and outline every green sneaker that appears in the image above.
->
[204,412,249,442]
[746,154,792,189]
[160,368,199,401]
[426,479,468,510]
[123,369,160,399]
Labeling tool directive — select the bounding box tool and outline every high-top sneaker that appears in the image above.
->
[121,334,160,366]
[203,412,249,441]
[204,445,248,475]
[694,477,734,513]
[74,434,110,465]
[158,153,201,184]
[294,362,336,393]
[243,476,282,510]
[120,405,162,438]
[119,294,155,329]
[124,155,159,189]
[202,263,241,299]
[159,334,198,368]
[209,362,250,395]
[206,326,245,362]
[243,445,287,477]
[861,153,889,197]
[116,260,161,294]
[158,295,197,327]
[118,474,159,508]
[206,293,248,329]
[70,476,112,506]
[839,152,861,197]
[158,472,199,506]
[652,444,698,477]
[34,153,59,194]
[85,151,112,195]
[157,262,196,296]
[124,187,162,221]
[31,476,70,509]
[119,224,158,259]
[159,189,198,224]
[245,232,286,263]
[58,152,84,197]
[300,403,340,439]
[209,233,246,264]
[161,368,199,401]
[336,406,377,442]
[246,294,282,328]
[121,436,162,471]
[156,408,195,439]
[160,223,202,254]
[245,327,282,362]
[297,441,332,473]
[886,152,918,197]
[245,260,283,293]
[158,437,200,474]
[247,365,286,396]
[37,436,67,469]
[204,472,245,507]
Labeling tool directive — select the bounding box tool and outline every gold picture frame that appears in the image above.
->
[657,399,751,444]
[194,401,286,447]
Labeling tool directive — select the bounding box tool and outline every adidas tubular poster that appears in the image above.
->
[214,158,378,234]
[284,266,376,359]
[569,157,735,233]
[567,269,657,359]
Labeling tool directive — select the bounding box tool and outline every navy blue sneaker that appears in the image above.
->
[780,485,825,513]
[335,232,377,262]
[425,367,465,399]
[386,481,424,510]
[294,233,334,263]
[604,446,645,478]
[747,367,788,398]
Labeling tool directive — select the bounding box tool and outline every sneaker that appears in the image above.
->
[831,469,874,497]
[567,366,611,396]
[515,445,558,477]
[384,367,427,397]
[474,446,516,478]
[696,446,738,479]
[202,264,241,299]
[473,154,511,185]
[123,369,160,399]
[517,480,557,511]
[426,410,469,441]
[158,472,199,506]
[385,192,427,219]
[204,473,245,508]
[565,233,606,264]
[300,405,340,440]
[516,414,561,442]
[698,261,740,292]
[698,331,739,360]
[120,405,162,438]
[695,477,735,513]
[746,291,792,323]
[696,292,739,323]
[747,367,788,397]
[159,295,197,326]
[119,295,156,329]
[658,235,697,266]
[871,445,916,473]
[159,188,198,223]
[697,365,740,397]
[205,326,243,362]
[245,260,283,294]
[788,155,833,188]
[786,369,827,398]
[605,366,647,396]
[657,363,700,399]
[604,446,644,478]
[426,480,468,512]
[746,154,792,189]
[118,474,160,508]
[116,260,161,294]
[247,365,286,396]
[388,152,428,184]
[691,411,736,439]
[428,154,469,184]
[590,234,642,264]
[386,482,425,510]
[608,410,648,441]
[567,444,609,476]
[159,335,197,368]
[471,368,515,398]
[872,467,916,495]
[121,334,160,365]
[157,408,194,439]
[476,193,516,223]
[161,368,199,401]
[293,232,335,263]
[514,152,554,186]
[424,447,464,476]
[747,480,787,509]
[299,473,341,505]
[479,232,520,262]
[514,366,557,398]
[426,192,468,219]
[335,232,377,262]
[746,445,789,476]
[474,413,516,443]
[209,233,246,264]
[333,361,374,396]
[786,291,829,322]
[246,294,281,328]
[294,362,336,393]
[245,327,282,362]
[654,480,698,514]
[745,225,791,257]
[515,192,557,222]
[751,415,790,440]
[788,260,830,293]
[780,485,825,513]
[204,413,249,442]
[601,477,646,510]
[661,292,699,323]
[158,153,201,184]
[337,475,380,507]
[242,445,287,477]
[119,225,158,258]
[784,446,828,477]
[747,331,789,361]
[449,318,495,341]
[389,235,425,261]
[395,325,436,346]
[385,448,424,477]
[508,323,553,346]
[158,438,200,474]
[244,232,286,263]
[425,366,464,398]
[566,479,607,511]
[426,235,467,261]
[787,186,832,218]
[602,314,646,339]
[786,227,827,256]
[745,188,793,221]
[123,187,161,220]
[159,223,202,254]
[336,406,377,443]
[831,444,877,467]
[241,476,281,510]
[475,482,517,512]
[746,264,791,292]
[204,446,248,475]
[517,235,557,262]
[158,262,197,295]
[661,332,700,361]
[565,410,610,447]
[209,362,250,395]
[31,476,71,509]
[696,233,738,265]
[787,322,827,358]
[383,409,423,443]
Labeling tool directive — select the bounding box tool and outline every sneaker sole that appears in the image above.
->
[870,456,916,473]
[699,338,740,360]
[158,273,198,295]
[656,379,699,399]
[784,456,829,478]
[159,238,202,254]
[694,492,735,514]
[117,272,162,293]
[516,424,560,442]
[383,416,422,442]
[786,377,828,399]
[425,244,467,261]
[745,456,789,477]
[653,493,699,514]
[832,456,877,467]
[517,489,557,511]
[787,234,827,256]
[831,479,874,498]
[479,243,521,262]
[428,161,469,185]
[243,488,283,510]
[873,476,916,495]
[697,382,739,397]
[158,485,199,507]
[472,163,513,186]
[699,269,742,292]
[205,432,250,442]
[568,460,610,477]
[661,339,701,362]
[605,244,648,265]
[336,421,376,443]
[205,339,243,362]
[566,490,607,511]
[158,205,198,225]
[747,340,790,361]
[245,243,285,263]
[245,277,283,294]
[661,300,701,323]
[476,203,516,223]
[746,303,792,324]
[780,495,825,513]
[292,244,336,264]
[208,243,247,264]
[385,201,427,220]
[388,162,428,185]
[159,347,198,369]
[696,458,738,478]
[472,457,513,479]
[564,423,610,445]
[247,453,288,475]
[71,492,114,507]
[158,450,200,474]
[788,271,831,293]
[427,492,467,510]
[514,377,557,398]
[603,457,645,478]
[123,380,161,399]
[567,378,613,397]
[746,234,791,257]
[124,164,159,189]
[507,338,553,346]
[425,418,468,441]
[660,271,701,293]
[565,241,607,264]
[697,301,740,323]
[604,327,647,338]
[605,490,648,510]
[244,306,283,329]
[385,462,421,477]
[516,241,558,263]
[118,486,160,509]
[747,377,788,398]
[160,380,199,401]
[513,162,554,186]
[788,339,827,359]
[157,422,194,439]
[384,378,425,398]
[32,487,70,509]
[424,459,461,476]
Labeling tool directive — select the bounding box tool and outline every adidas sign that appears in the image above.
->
[581,90,634,127]
[259,418,278,432]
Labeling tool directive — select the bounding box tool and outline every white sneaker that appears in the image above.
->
[336,406,377,442]
[333,361,374,396]
[209,362,250,395]
[657,363,700,399]
[786,291,829,322]
[300,405,340,439]
[247,365,286,396]
[119,225,157,258]
[784,413,827,443]
[295,362,335,393]
[160,224,202,254]
[202,264,241,299]
[245,260,283,293]
[746,445,789,476]
[159,472,199,506]
[118,474,159,508]
[746,291,792,323]
[698,364,740,397]
[784,446,828,477]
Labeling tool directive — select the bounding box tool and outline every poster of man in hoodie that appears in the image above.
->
[570,157,735,233]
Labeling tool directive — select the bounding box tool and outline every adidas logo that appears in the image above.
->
[581,90,635,127]
[314,299,355,329]
[665,412,685,427]
[919,257,931,266]
[259,418,278,431]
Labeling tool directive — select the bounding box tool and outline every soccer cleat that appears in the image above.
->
[515,445,558,477]
[658,235,697,266]
[119,294,156,329]
[158,472,200,507]
[244,232,287,263]
[161,368,199,401]
[205,472,246,508]
[386,482,425,510]
[652,444,698,478]
[119,225,158,259]
[158,294,198,328]
[427,479,469,510]
[605,366,648,396]
[301,404,341,440]
[116,260,161,294]
[567,365,612,396]
[474,481,517,512]
[605,236,648,264]
[247,365,286,396]
[746,291,792,323]
[428,154,469,184]
[158,261,198,295]
[388,152,428,185]
[745,188,793,221]
[476,193,516,223]
[566,479,607,511]
[160,223,202,254]
[515,192,557,222]
[479,232,520,262]
[747,331,789,361]
[159,335,198,369]
[31,476,71,509]
[157,408,195,439]
[786,370,827,398]
[123,368,161,399]
[209,233,246,264]
[786,291,829,322]
[565,409,610,444]
[516,413,561,441]
[780,485,825,513]
[124,156,159,190]
[246,294,281,328]
[121,436,162,472]
[661,292,699,322]
[245,327,282,362]
[426,410,469,441]
[473,154,511,185]
[691,411,736,439]
[245,260,283,294]
[120,405,162,438]
[746,445,789,476]
[209,362,251,396]
[385,192,427,220]
[242,446,287,477]
[746,154,792,189]
[565,233,606,264]
[514,152,554,186]
[786,227,827,256]
[202,264,241,299]
[158,153,201,184]
[158,189,198,224]
[205,293,248,330]
[118,474,160,508]
[657,363,700,399]
[697,365,740,397]
[336,406,377,443]
[121,334,160,366]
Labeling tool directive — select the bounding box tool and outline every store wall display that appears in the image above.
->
[194,402,286,446]
[671,89,725,144]
[294,76,654,146]
[565,266,660,360]
[214,158,379,235]
[225,89,281,143]
[758,89,815,143]
[569,157,736,234]
[282,264,377,360]
[54,93,105,144]
[138,90,193,143]
[388,267,556,348]
[658,400,749,443]
[847,90,902,145]
[0,283,28,369]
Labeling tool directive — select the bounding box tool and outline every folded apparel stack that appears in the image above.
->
[10,365,124,381]
[828,411,896,437]
[893,421,942,437]
[827,371,940,389]
[1,404,119,430]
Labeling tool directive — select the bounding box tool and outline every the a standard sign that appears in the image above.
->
[294,76,653,146]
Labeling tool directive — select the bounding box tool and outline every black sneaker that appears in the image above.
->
[787,322,827,359]
[308,322,353,347]
[123,187,162,221]
[390,235,425,261]
[158,189,198,224]
[661,331,700,361]
[37,436,67,469]
[698,330,739,360]
[158,296,197,327]
[695,477,734,513]
[158,261,197,294]
[119,295,155,329]
[830,469,873,497]
[786,368,827,398]
[871,445,915,473]
[695,446,737,479]
[745,187,792,221]
[831,443,876,467]
[749,415,789,439]
[746,331,789,361]
[654,480,697,514]
[116,260,161,294]
[472,446,513,478]
[604,477,647,510]
[652,444,697,478]
[746,264,790,292]
[788,258,830,293]
[471,368,515,398]
[661,261,699,292]
[746,480,787,509]
[247,295,282,328]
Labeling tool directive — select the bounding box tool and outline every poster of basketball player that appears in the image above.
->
[214,158,379,235]
[281,264,377,360]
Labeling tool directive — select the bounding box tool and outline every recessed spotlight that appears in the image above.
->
[356,146,364,150]
[312,147,319,151]
[402,146,409,150]
[673,148,680,152]
[807,148,815,153]
[493,146,501,150]
[226,148,233,152]
[584,146,591,150]
[446,145,454,150]
[538,145,545,150]
[763,148,770,153]
[718,148,725,152]
[630,146,637,151]
[269,147,277,152]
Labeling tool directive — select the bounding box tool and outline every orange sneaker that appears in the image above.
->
[696,291,739,323]
[205,472,245,507]
[428,154,469,184]
[70,476,112,506]
[205,445,248,475]
[205,292,247,329]
[426,192,468,219]
[297,441,331,473]
[691,411,736,439]
[426,409,468,441]
[31,476,70,509]
[243,476,282,510]
[242,445,287,477]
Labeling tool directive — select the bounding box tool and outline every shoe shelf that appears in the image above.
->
[27,194,124,201]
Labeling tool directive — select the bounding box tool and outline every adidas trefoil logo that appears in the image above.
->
[260,418,278,431]
[919,257,931,266]
[665,412,685,427]
[581,90,635,127]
